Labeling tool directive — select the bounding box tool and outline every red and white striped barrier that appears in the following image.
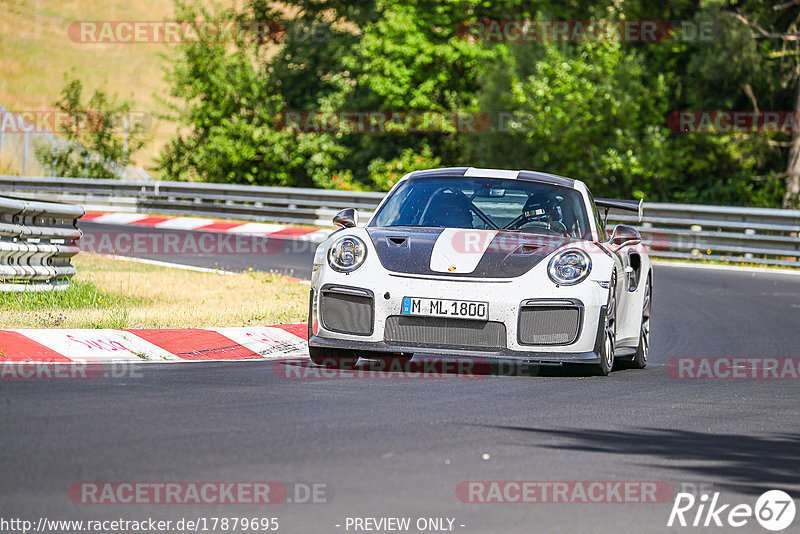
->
[0,324,308,363]
[81,212,331,242]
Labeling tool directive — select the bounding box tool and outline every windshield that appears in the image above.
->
[370,176,591,239]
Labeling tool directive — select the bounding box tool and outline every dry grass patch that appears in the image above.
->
[0,254,309,329]
[0,0,242,170]
[0,157,19,175]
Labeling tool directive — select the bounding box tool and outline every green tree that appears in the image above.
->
[159,0,796,205]
[722,0,800,207]
[35,78,147,179]
[159,0,498,189]
[618,0,792,206]
[460,38,679,201]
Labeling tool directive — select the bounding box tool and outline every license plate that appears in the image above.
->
[401,297,488,320]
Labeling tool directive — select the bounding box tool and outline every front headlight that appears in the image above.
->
[328,236,367,272]
[548,248,591,285]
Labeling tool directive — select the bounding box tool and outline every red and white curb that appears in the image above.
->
[81,212,331,243]
[0,324,309,364]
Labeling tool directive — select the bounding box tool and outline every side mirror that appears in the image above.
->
[609,224,642,249]
[333,208,358,229]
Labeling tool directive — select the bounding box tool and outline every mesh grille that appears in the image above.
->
[321,291,373,335]
[384,316,506,349]
[518,306,580,345]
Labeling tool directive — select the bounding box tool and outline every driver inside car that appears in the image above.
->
[521,195,567,233]
[422,189,474,228]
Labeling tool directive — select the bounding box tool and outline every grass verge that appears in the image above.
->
[0,254,309,329]
[651,257,800,271]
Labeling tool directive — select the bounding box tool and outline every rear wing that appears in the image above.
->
[595,198,643,224]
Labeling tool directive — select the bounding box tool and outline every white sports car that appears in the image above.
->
[307,167,651,375]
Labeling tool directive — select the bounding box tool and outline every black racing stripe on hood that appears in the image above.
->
[368,227,444,275]
[367,228,568,279]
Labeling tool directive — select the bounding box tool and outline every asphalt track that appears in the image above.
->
[77,221,319,278]
[1,223,799,533]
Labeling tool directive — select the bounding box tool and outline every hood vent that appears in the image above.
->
[516,243,541,255]
[387,236,408,247]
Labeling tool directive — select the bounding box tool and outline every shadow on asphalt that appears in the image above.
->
[274,357,612,378]
[483,425,800,496]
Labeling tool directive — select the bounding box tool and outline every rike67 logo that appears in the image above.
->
[668,490,795,531]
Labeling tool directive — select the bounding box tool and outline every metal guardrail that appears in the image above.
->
[0,195,84,291]
[606,203,800,267]
[0,176,384,227]
[0,175,797,268]
[0,102,151,179]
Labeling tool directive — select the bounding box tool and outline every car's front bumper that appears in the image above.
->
[308,333,604,364]
[309,261,611,364]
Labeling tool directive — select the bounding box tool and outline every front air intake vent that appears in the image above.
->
[384,316,506,350]
[518,300,582,346]
[320,286,374,336]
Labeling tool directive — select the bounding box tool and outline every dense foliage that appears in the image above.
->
[158,0,799,206]
[36,78,147,179]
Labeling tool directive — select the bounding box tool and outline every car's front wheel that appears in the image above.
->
[627,273,651,369]
[309,346,360,370]
[594,273,616,376]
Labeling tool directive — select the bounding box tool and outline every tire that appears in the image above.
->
[593,272,616,376]
[309,346,360,370]
[627,273,651,369]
